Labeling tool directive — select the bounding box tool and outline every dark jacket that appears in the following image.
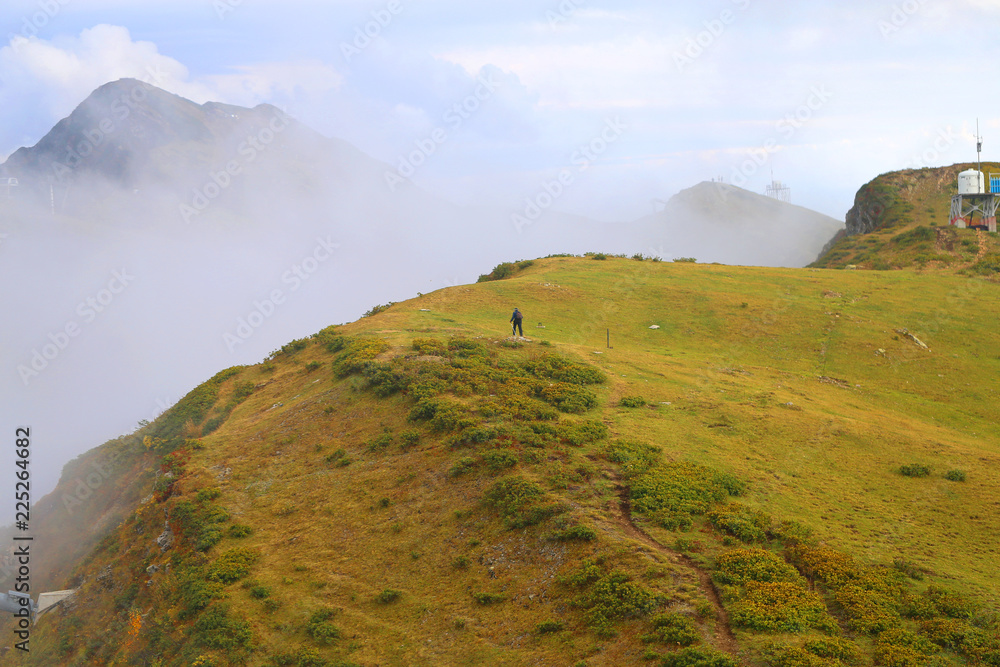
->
[510,309,522,323]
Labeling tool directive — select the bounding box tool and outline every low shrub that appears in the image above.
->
[707,504,771,542]
[547,525,597,542]
[873,628,936,667]
[835,585,900,634]
[448,457,477,477]
[729,581,836,633]
[472,591,505,605]
[631,462,746,517]
[208,547,260,584]
[944,469,966,482]
[306,608,341,644]
[659,647,736,667]
[620,395,647,408]
[567,565,656,637]
[483,476,563,528]
[483,448,520,471]
[714,548,803,586]
[899,464,931,478]
[229,524,253,538]
[644,612,699,647]
[375,589,401,604]
[535,620,564,634]
[194,604,253,650]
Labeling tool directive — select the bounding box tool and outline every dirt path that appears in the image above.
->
[975,229,989,263]
[608,478,739,655]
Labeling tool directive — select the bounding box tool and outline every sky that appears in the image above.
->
[2,0,1000,505]
[1,0,998,223]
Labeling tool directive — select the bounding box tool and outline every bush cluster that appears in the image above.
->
[707,503,772,542]
[714,548,803,586]
[483,476,563,528]
[642,612,699,647]
[728,581,837,633]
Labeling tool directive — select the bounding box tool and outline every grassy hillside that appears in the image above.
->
[813,163,1000,273]
[4,256,999,667]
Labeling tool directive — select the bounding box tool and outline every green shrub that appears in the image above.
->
[729,581,836,633]
[448,457,477,477]
[874,628,936,667]
[306,608,341,644]
[229,524,253,538]
[197,488,223,502]
[484,477,563,529]
[707,504,771,542]
[362,302,396,317]
[591,253,608,260]
[645,612,699,647]
[631,462,745,516]
[208,547,260,584]
[375,589,402,604]
[803,637,863,663]
[400,430,420,449]
[177,569,225,618]
[194,604,253,650]
[659,647,736,667]
[673,257,697,263]
[547,525,597,542]
[483,448,520,471]
[899,464,931,478]
[558,419,608,445]
[367,432,394,452]
[477,262,518,282]
[573,570,656,636]
[536,382,599,413]
[715,548,803,586]
[944,469,966,482]
[620,395,647,408]
[249,585,270,599]
[472,591,505,605]
[451,555,469,569]
[535,620,564,634]
[835,584,901,634]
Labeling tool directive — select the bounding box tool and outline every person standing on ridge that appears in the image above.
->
[510,307,523,337]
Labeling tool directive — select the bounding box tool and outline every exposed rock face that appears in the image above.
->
[844,183,893,236]
[156,523,173,552]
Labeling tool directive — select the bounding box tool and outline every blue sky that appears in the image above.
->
[2,0,998,221]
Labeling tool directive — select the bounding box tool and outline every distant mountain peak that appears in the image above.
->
[0,80,293,192]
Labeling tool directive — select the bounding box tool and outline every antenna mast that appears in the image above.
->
[977,118,983,174]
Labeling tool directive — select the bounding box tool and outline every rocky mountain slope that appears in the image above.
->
[812,164,1000,273]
